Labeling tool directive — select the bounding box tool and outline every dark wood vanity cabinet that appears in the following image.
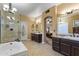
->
[71,46,79,56]
[70,41,79,56]
[52,37,60,52]
[52,37,79,56]
[31,33,35,41]
[60,39,71,56]
[31,33,42,43]
[60,43,71,55]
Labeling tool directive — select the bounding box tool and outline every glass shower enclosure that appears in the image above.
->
[0,8,21,43]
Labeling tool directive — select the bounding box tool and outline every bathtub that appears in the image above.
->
[0,41,28,56]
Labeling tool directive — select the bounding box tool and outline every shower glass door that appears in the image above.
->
[1,10,21,43]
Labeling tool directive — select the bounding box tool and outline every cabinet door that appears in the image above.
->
[60,43,71,56]
[31,34,34,41]
[38,34,42,43]
[71,46,79,56]
[53,42,60,52]
[52,37,60,52]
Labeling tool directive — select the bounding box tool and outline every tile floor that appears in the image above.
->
[22,40,63,56]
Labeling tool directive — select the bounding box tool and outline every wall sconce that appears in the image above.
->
[36,19,41,24]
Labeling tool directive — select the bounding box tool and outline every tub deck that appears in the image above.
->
[0,42,28,56]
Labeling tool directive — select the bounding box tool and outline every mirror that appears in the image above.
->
[57,15,68,34]
[73,20,79,27]
[57,11,79,37]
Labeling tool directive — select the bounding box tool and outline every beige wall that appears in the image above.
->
[68,14,79,33]
[42,6,57,36]
[35,16,42,32]
[2,3,79,43]
[39,3,79,36]
[18,4,79,40]
[1,9,35,43]
[1,10,21,43]
[57,3,79,14]
[57,3,79,33]
[20,15,36,39]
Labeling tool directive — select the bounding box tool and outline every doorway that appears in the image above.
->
[20,21,28,40]
[44,16,52,45]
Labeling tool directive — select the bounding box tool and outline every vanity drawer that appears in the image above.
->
[71,40,79,47]
[52,37,60,42]
[61,39,71,44]
[53,41,60,52]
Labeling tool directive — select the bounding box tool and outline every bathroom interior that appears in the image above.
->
[0,3,79,56]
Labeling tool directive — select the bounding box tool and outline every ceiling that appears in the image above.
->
[1,3,58,17]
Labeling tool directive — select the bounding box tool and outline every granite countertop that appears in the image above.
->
[31,32,43,34]
[54,36,79,41]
